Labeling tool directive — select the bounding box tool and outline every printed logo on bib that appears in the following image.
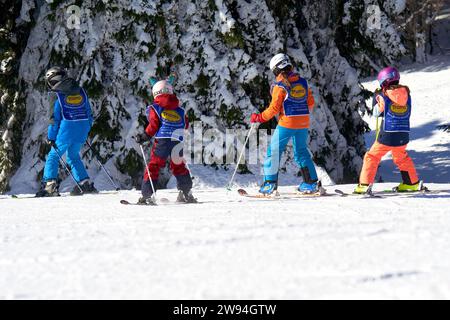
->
[65,95,84,105]
[161,110,182,122]
[390,104,408,115]
[290,85,306,99]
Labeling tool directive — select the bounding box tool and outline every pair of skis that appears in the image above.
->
[237,183,440,200]
[237,183,329,200]
[120,198,201,206]
[335,188,440,198]
[1,190,120,200]
[334,181,439,198]
[120,191,199,206]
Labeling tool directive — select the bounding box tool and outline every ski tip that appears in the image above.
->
[120,200,131,205]
[237,189,248,196]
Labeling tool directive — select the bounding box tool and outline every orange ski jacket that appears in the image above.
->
[261,72,315,129]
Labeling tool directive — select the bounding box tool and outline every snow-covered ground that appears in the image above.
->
[1,55,450,299]
[1,184,450,300]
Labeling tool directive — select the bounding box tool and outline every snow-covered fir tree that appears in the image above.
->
[0,0,444,192]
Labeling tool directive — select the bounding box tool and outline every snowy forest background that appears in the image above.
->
[0,0,448,193]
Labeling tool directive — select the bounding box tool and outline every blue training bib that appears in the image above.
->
[276,77,310,117]
[383,94,411,133]
[149,104,186,141]
[57,89,90,121]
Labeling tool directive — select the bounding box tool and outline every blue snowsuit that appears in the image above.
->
[43,79,93,183]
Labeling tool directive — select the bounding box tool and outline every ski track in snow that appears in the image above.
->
[1,183,450,299]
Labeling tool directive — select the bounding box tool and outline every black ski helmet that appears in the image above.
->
[45,66,67,90]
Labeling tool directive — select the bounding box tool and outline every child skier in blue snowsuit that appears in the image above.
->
[36,67,97,197]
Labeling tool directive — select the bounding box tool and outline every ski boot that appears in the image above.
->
[137,196,157,206]
[176,190,198,203]
[259,181,278,195]
[298,181,319,194]
[353,183,373,195]
[70,179,99,196]
[394,180,424,192]
[35,180,60,197]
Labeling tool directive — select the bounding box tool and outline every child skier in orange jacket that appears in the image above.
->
[355,66,421,194]
[250,53,318,194]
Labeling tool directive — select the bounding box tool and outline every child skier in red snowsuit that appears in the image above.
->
[135,78,195,204]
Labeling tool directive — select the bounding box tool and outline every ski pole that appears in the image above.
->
[183,129,194,180]
[139,143,157,202]
[85,140,120,191]
[52,145,83,194]
[375,117,380,141]
[185,161,194,180]
[226,123,257,190]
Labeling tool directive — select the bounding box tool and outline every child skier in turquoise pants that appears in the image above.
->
[250,54,318,194]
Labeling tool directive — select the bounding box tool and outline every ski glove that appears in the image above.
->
[134,133,150,144]
[250,113,266,123]
[47,139,57,149]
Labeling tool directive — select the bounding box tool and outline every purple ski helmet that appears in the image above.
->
[377,66,400,88]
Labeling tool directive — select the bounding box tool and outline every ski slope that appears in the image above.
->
[1,184,450,300]
[1,56,450,299]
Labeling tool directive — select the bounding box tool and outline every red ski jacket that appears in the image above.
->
[145,94,189,137]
